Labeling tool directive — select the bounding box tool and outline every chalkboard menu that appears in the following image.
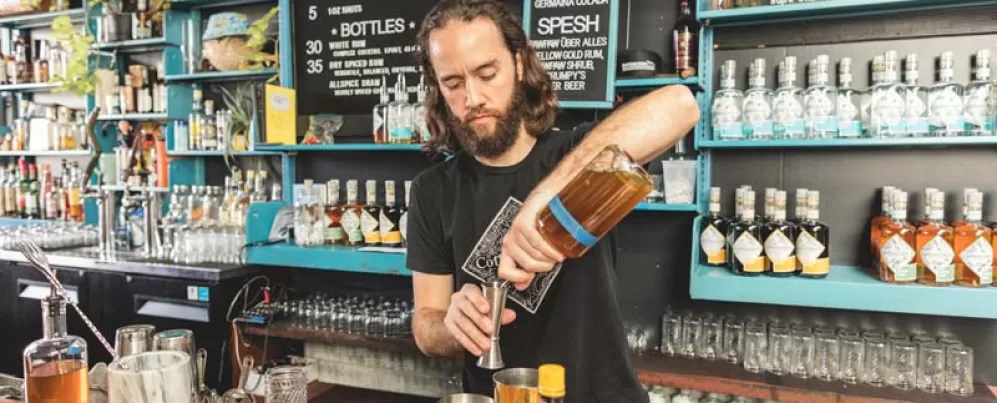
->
[524,0,619,109]
[293,0,436,115]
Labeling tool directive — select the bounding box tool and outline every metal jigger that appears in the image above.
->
[477,280,509,370]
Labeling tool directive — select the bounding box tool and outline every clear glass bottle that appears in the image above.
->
[342,179,364,246]
[964,49,993,136]
[902,54,929,137]
[712,60,743,140]
[878,191,917,284]
[324,179,345,245]
[201,100,218,151]
[412,75,428,143]
[916,191,954,286]
[188,84,204,150]
[773,57,805,139]
[372,75,388,144]
[861,55,884,137]
[387,73,413,144]
[743,58,774,140]
[870,51,906,138]
[796,190,830,278]
[803,55,837,139]
[928,51,965,137]
[836,57,862,138]
[954,191,992,287]
[701,187,728,267]
[23,293,89,403]
[294,179,317,247]
[729,190,764,276]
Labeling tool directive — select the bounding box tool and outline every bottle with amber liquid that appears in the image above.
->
[400,180,411,246]
[950,188,976,229]
[916,191,954,286]
[361,180,382,246]
[323,179,345,245]
[796,190,831,278]
[791,188,808,225]
[341,180,364,246]
[764,191,797,276]
[954,191,993,287]
[877,191,917,284]
[23,291,89,403]
[917,187,940,226]
[700,187,727,267]
[379,180,403,247]
[673,0,699,78]
[729,190,764,275]
[869,186,894,263]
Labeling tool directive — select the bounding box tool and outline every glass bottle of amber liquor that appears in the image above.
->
[917,187,940,226]
[341,180,365,246]
[23,293,88,403]
[796,190,831,278]
[729,190,764,276]
[877,191,917,284]
[954,191,993,287]
[700,187,728,267]
[379,180,403,247]
[762,188,776,224]
[764,191,797,277]
[916,191,954,286]
[869,185,894,261]
[324,179,345,245]
[791,188,808,225]
[360,179,382,246]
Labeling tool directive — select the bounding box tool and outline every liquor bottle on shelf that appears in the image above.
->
[902,54,929,137]
[773,57,805,139]
[22,292,89,403]
[373,75,388,144]
[12,30,30,84]
[870,51,906,138]
[742,58,774,140]
[860,55,884,137]
[412,75,428,143]
[324,179,345,245]
[380,180,403,248]
[700,187,727,267]
[870,185,895,263]
[954,191,992,287]
[877,191,916,284]
[388,73,413,144]
[917,187,940,226]
[796,190,830,278]
[673,0,699,78]
[791,188,808,225]
[188,84,204,150]
[201,100,218,151]
[729,189,763,276]
[764,190,797,276]
[361,179,382,246]
[712,60,743,141]
[928,51,965,137]
[293,179,316,247]
[803,55,837,139]
[400,180,412,246]
[59,107,74,150]
[342,179,364,246]
[916,191,954,286]
[26,163,39,219]
[762,188,776,224]
[731,186,745,223]
[32,40,48,84]
[964,49,993,136]
[836,57,862,138]
[950,188,976,229]
[16,158,27,217]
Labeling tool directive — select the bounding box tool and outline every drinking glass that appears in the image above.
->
[862,330,886,340]
[889,340,917,390]
[743,322,767,373]
[680,315,701,358]
[661,312,683,356]
[767,324,791,376]
[945,345,973,396]
[864,337,890,387]
[266,366,307,403]
[912,335,937,347]
[916,342,945,393]
[722,320,745,364]
[813,331,839,381]
[699,317,723,360]
[790,327,815,379]
[839,332,864,384]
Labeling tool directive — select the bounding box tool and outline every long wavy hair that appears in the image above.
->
[415,0,558,157]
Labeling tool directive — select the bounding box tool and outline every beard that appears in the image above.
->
[452,85,526,159]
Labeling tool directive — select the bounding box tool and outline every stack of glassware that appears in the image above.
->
[0,222,98,250]
[641,385,770,403]
[273,292,413,339]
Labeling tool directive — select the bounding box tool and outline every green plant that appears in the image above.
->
[51,15,97,96]
[220,83,255,137]
[244,6,279,83]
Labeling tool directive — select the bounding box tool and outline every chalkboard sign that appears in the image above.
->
[293,0,436,115]
[523,0,619,109]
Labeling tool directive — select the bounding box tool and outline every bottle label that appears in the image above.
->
[399,211,408,243]
[732,232,764,273]
[341,210,363,243]
[796,231,829,275]
[965,86,991,131]
[929,87,965,132]
[324,226,345,243]
[712,97,742,139]
[837,120,861,137]
[805,92,837,133]
[714,123,744,140]
[764,229,796,273]
[814,116,838,133]
[361,209,381,243]
[743,93,773,137]
[959,237,993,283]
[881,234,916,281]
[700,224,726,264]
[872,90,906,135]
[919,235,954,282]
[379,210,402,245]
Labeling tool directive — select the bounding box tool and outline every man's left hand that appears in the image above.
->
[498,191,565,291]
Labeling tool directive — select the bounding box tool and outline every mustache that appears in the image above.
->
[464,108,503,122]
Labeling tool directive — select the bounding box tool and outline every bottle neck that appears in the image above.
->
[892,208,907,223]
[42,295,68,339]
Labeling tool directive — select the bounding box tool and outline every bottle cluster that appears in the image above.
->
[0,158,85,222]
[2,101,89,152]
[700,186,831,278]
[293,179,411,249]
[712,50,997,140]
[0,28,74,86]
[871,187,996,287]
[372,73,429,145]
[106,64,168,116]
[174,84,248,152]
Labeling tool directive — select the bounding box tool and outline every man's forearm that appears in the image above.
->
[413,308,464,357]
[530,85,700,199]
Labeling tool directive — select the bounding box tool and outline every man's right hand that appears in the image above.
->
[444,283,517,356]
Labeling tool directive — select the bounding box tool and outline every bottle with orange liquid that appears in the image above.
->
[950,188,977,229]
[869,185,894,264]
[954,191,993,287]
[23,291,89,403]
[877,191,917,284]
[916,191,954,286]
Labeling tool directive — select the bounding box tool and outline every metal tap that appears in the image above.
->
[80,108,118,256]
[139,187,163,259]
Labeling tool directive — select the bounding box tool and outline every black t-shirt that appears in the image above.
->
[405,128,647,403]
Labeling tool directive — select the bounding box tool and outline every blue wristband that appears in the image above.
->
[548,196,597,248]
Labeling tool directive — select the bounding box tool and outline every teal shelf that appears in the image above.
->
[616,76,698,89]
[700,136,997,149]
[0,8,84,29]
[93,37,171,53]
[255,144,424,152]
[699,0,997,26]
[164,69,277,83]
[167,150,280,156]
[690,264,997,319]
[0,82,61,93]
[634,203,698,212]
[0,150,90,157]
[245,243,410,276]
[98,113,180,122]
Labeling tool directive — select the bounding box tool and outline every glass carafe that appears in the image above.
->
[23,293,89,403]
[537,145,652,258]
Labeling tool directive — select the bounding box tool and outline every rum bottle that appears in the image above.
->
[539,363,565,403]
[954,191,993,287]
[902,54,929,137]
[400,180,411,246]
[928,51,965,136]
[379,180,403,247]
[341,180,364,246]
[869,186,894,263]
[387,73,413,144]
[672,0,698,78]
[791,188,808,225]
[964,49,993,136]
[23,292,89,403]
[950,188,976,229]
[764,190,797,276]
[324,179,345,245]
[361,179,382,246]
[729,190,763,275]
[373,75,388,144]
[916,191,954,286]
[700,187,728,267]
[796,190,830,278]
[762,187,776,224]
[743,59,774,140]
[877,191,917,284]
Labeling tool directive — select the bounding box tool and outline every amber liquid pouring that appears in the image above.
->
[25,359,89,403]
[538,168,651,259]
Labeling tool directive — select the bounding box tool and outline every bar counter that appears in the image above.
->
[0,247,255,281]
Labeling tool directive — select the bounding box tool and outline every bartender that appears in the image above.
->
[405,0,699,400]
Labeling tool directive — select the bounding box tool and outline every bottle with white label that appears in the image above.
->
[742,58,774,140]
[729,190,764,276]
[361,180,382,246]
[928,51,965,136]
[902,54,929,137]
[916,191,954,286]
[764,191,797,277]
[803,55,838,139]
[836,57,862,138]
[954,191,993,287]
[797,190,830,278]
[701,187,728,267]
[388,73,413,144]
[712,60,743,141]
[870,51,906,138]
[877,191,916,284]
[964,49,993,136]
[773,57,805,139]
[373,76,389,144]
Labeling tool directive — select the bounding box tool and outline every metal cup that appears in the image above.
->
[477,281,508,370]
[492,368,539,403]
[153,329,197,396]
[115,324,156,359]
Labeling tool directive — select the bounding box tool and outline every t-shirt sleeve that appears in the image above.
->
[541,123,595,167]
[405,174,456,275]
